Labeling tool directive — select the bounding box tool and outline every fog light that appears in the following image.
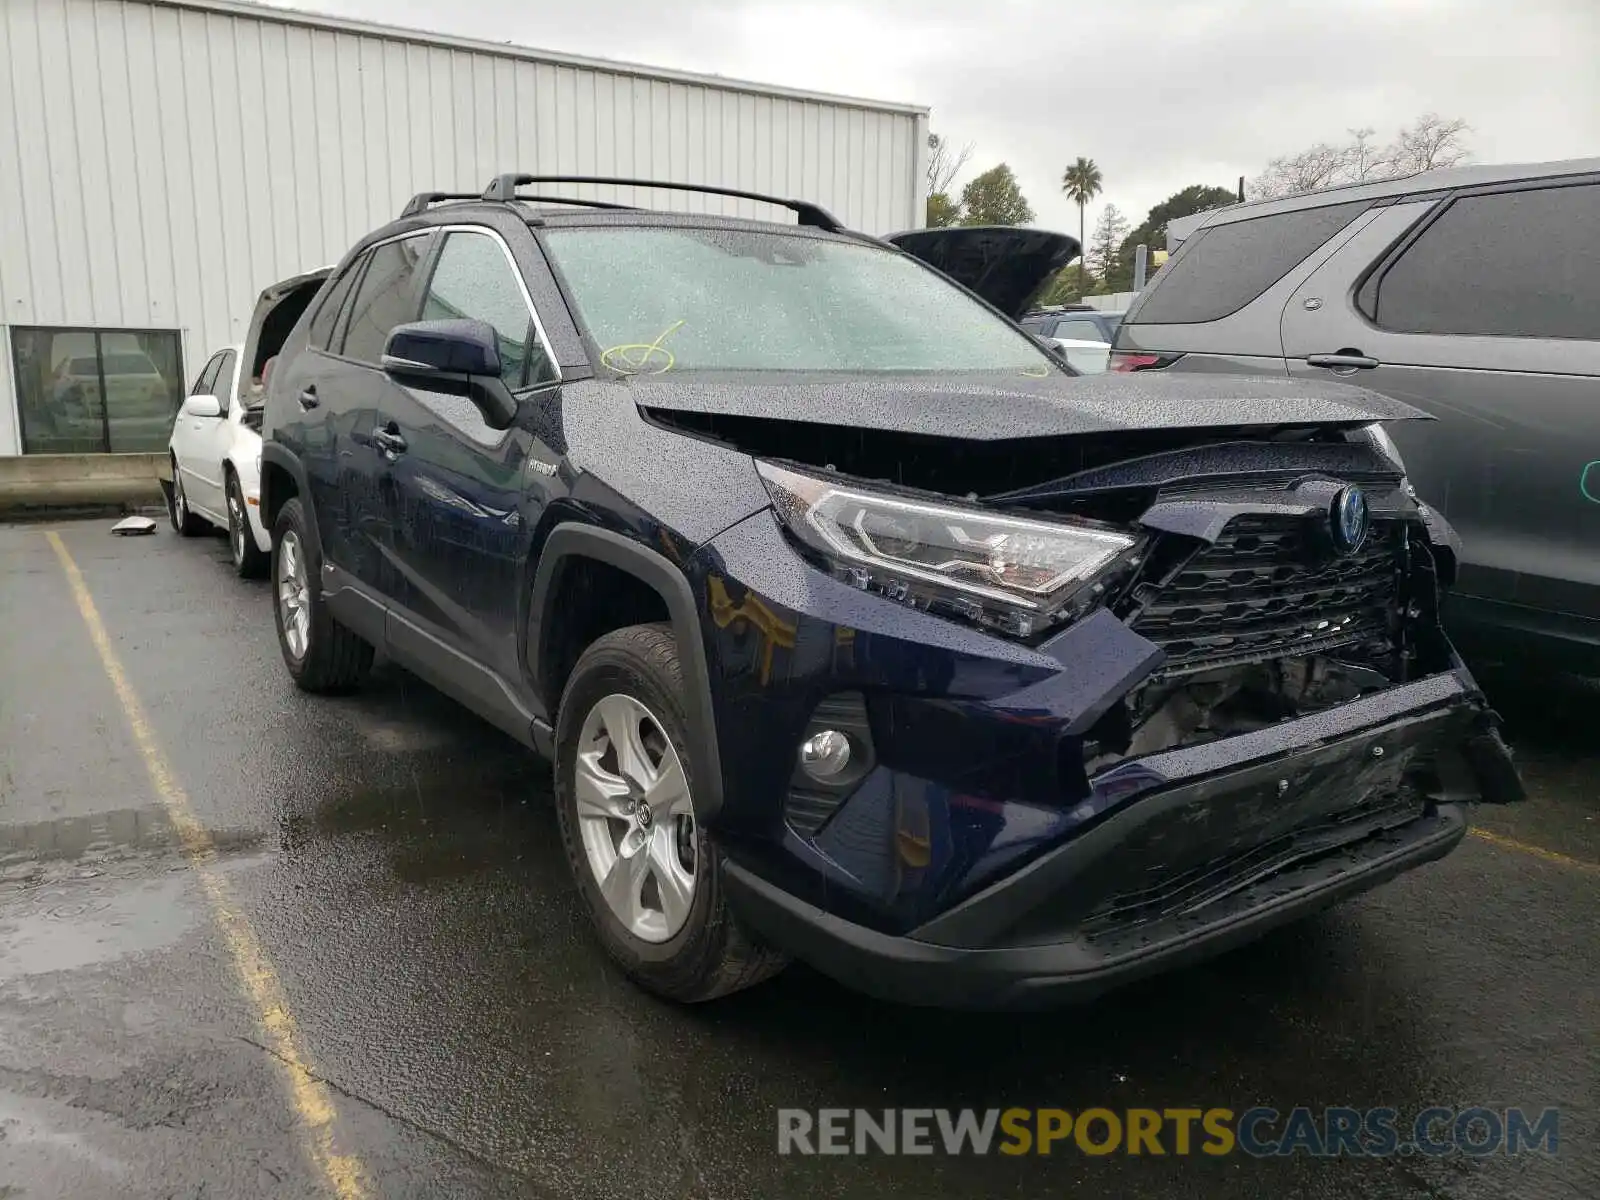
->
[798,730,852,780]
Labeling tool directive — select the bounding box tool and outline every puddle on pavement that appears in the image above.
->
[0,806,262,872]
[0,873,197,981]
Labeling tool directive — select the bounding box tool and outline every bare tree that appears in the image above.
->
[927,132,974,196]
[1249,114,1472,200]
[1389,113,1472,173]
[1347,127,1388,182]
[1250,142,1350,200]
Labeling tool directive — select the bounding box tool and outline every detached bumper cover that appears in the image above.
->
[725,672,1509,1009]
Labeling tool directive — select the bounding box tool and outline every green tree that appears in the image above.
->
[1110,183,1237,291]
[925,191,960,227]
[1038,265,1101,306]
[1060,157,1103,294]
[957,164,1035,226]
[1086,203,1129,282]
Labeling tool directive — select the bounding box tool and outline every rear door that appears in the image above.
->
[1282,179,1600,621]
[378,223,562,687]
[273,232,434,596]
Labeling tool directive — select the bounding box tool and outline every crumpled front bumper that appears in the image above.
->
[725,670,1513,1009]
[694,508,1519,1008]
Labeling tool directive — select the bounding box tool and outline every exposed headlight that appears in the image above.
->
[758,462,1137,638]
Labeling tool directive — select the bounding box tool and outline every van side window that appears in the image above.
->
[1375,184,1600,340]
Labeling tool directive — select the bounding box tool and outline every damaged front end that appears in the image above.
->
[696,413,1522,1006]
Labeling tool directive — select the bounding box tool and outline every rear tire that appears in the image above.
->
[554,623,788,1002]
[169,461,209,537]
[226,471,269,579]
[271,497,373,692]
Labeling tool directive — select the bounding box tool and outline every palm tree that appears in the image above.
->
[1061,157,1103,295]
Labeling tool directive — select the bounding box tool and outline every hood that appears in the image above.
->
[886,227,1079,319]
[628,370,1431,441]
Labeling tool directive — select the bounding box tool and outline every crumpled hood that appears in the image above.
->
[627,370,1431,441]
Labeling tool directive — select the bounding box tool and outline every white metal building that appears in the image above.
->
[0,0,928,457]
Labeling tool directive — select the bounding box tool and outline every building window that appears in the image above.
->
[10,327,185,454]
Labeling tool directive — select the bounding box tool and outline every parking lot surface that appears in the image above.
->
[2,518,1596,1199]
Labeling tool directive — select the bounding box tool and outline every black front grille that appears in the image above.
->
[1132,514,1402,674]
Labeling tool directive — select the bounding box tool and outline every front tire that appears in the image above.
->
[169,460,208,536]
[271,497,373,692]
[555,623,788,1002]
[226,471,269,579]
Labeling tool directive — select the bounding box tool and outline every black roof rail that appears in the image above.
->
[512,195,643,212]
[400,191,482,218]
[481,174,844,231]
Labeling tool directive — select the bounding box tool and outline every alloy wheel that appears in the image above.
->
[277,530,312,660]
[228,487,246,564]
[574,693,698,943]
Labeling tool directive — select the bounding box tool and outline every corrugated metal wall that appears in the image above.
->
[0,0,929,454]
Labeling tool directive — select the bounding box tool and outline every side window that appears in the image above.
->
[1375,183,1600,340]
[213,349,237,412]
[340,233,436,364]
[307,263,362,351]
[191,352,225,396]
[1130,200,1369,325]
[421,231,556,386]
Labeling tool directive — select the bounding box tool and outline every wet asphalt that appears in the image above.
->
[1,518,1596,1200]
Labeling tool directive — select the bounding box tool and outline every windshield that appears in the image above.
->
[542,226,1056,375]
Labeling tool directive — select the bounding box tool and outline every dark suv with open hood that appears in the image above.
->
[259,175,1521,1008]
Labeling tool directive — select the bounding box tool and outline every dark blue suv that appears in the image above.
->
[261,175,1521,1008]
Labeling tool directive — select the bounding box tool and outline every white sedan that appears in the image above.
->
[167,342,272,574]
[1049,336,1112,374]
[167,267,330,576]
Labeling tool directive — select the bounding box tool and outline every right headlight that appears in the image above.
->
[758,462,1137,638]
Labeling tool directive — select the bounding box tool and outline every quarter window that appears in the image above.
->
[1130,201,1369,325]
[421,231,555,386]
[1374,184,1600,339]
[307,263,361,350]
[339,232,435,363]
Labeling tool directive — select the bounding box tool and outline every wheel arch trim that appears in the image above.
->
[529,524,725,821]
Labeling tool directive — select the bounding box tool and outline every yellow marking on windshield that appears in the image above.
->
[601,319,685,376]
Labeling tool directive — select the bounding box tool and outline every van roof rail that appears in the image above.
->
[481,173,844,231]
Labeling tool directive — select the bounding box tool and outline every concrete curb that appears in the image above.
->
[0,453,169,516]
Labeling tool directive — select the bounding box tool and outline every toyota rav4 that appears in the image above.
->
[259,174,1522,1008]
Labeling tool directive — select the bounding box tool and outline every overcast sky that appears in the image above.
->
[263,0,1598,239]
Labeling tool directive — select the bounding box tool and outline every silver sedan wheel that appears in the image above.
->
[277,530,312,660]
[575,693,697,943]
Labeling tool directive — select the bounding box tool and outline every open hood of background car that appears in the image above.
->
[886,226,1080,320]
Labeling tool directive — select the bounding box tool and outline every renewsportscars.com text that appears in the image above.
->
[777,1106,1560,1158]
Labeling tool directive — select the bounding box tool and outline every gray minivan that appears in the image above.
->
[1112,159,1600,672]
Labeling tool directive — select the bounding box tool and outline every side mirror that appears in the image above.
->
[183,394,222,418]
[381,319,518,430]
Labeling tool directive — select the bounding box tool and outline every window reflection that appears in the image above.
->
[12,328,184,453]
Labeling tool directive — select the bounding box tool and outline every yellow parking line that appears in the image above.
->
[1469,827,1598,873]
[47,531,370,1200]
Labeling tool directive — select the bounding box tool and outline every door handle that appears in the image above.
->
[297,386,320,409]
[1306,352,1379,371]
[374,426,407,458]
